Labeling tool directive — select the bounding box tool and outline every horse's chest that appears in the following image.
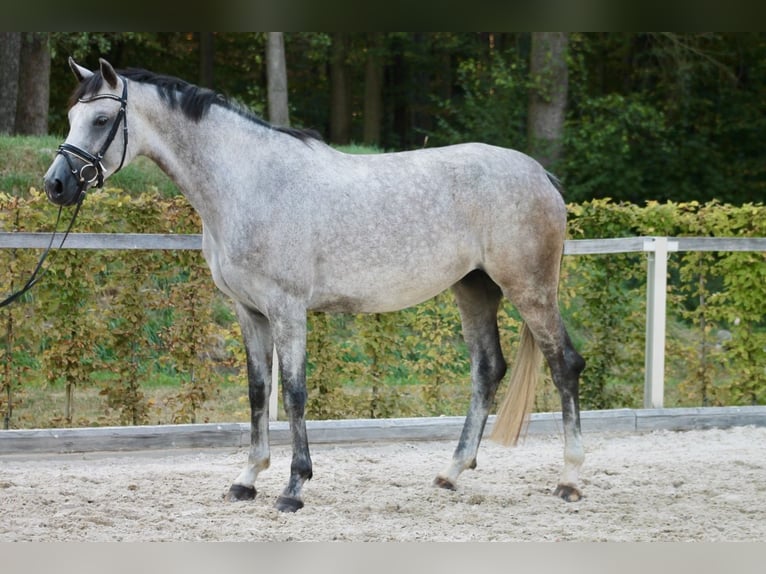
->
[201,232,308,313]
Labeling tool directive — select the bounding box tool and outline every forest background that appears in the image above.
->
[2,32,765,204]
[0,33,764,428]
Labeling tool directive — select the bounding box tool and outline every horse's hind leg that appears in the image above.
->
[435,270,507,490]
[547,325,586,501]
[225,304,273,502]
[508,288,586,501]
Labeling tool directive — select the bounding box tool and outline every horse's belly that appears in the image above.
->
[204,221,480,315]
[310,284,453,314]
[308,253,473,313]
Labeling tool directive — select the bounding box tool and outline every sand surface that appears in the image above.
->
[1,426,764,541]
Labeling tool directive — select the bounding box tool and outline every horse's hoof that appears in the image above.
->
[275,495,304,513]
[224,484,256,501]
[433,476,457,491]
[553,484,582,502]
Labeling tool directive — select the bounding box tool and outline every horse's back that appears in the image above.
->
[321,141,567,258]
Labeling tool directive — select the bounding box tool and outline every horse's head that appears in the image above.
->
[44,58,129,206]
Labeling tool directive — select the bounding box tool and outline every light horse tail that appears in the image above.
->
[490,170,563,446]
[489,323,543,445]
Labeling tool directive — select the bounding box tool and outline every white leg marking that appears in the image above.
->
[560,434,584,487]
[437,461,464,487]
[234,445,270,487]
[559,398,584,488]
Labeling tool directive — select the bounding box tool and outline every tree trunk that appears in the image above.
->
[0,32,21,134]
[15,33,50,136]
[363,33,384,147]
[329,33,351,145]
[527,32,569,168]
[199,32,215,88]
[266,32,290,127]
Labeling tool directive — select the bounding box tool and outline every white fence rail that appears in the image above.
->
[2,232,765,418]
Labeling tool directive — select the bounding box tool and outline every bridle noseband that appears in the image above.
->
[57,77,129,193]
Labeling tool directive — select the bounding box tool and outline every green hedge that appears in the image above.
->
[1,191,764,427]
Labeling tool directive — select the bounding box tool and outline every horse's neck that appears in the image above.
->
[139,103,277,228]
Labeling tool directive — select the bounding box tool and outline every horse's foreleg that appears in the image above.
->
[435,271,506,490]
[271,311,312,512]
[225,306,272,502]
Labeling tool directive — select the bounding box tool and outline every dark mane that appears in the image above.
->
[70,67,323,144]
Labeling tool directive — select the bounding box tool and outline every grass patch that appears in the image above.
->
[334,143,385,155]
[0,135,178,197]
[0,135,60,195]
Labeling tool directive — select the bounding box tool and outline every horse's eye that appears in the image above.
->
[94,115,109,127]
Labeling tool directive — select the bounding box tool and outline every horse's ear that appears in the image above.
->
[68,57,93,83]
[99,58,119,89]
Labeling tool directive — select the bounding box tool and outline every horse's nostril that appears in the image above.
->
[45,177,63,197]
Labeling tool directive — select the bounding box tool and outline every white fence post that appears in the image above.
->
[643,237,677,408]
[270,344,279,421]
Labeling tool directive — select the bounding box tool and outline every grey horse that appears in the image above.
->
[44,58,585,512]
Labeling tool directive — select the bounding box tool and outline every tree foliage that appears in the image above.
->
[40,32,766,205]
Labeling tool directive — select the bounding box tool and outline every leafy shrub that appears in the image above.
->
[1,191,764,427]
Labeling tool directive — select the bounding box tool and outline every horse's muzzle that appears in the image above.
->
[43,157,83,207]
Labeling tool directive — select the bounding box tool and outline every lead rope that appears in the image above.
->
[0,191,86,308]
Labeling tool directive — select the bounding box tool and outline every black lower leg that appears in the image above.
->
[275,378,313,512]
[436,272,506,489]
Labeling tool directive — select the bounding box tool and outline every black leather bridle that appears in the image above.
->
[57,77,129,193]
[0,77,128,308]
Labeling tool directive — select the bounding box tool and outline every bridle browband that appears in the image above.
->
[0,76,128,309]
[57,77,129,193]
